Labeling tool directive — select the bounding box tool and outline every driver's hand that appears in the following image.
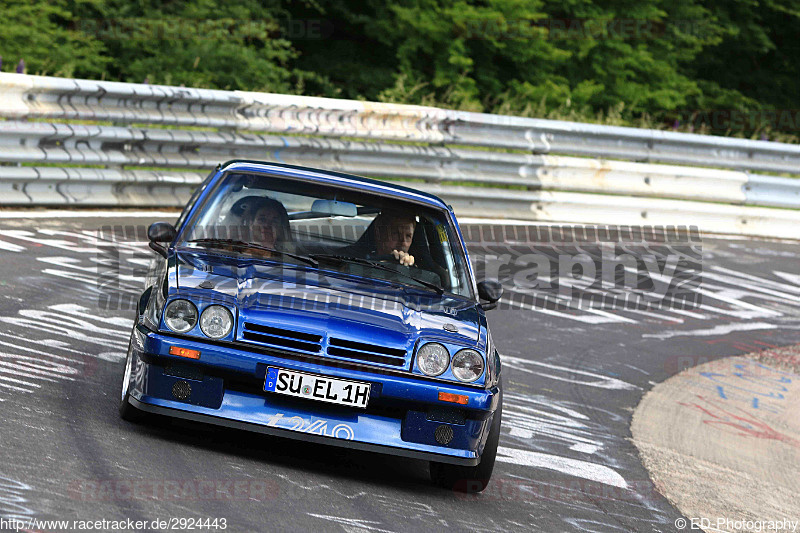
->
[392,250,415,266]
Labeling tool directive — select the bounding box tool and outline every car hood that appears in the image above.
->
[173,250,483,352]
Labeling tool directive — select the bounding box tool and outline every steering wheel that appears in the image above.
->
[371,253,415,267]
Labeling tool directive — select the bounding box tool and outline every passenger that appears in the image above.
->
[244,197,292,250]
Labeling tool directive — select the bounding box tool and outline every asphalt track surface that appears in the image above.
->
[1,215,799,533]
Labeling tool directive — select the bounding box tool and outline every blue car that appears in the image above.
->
[120,160,504,491]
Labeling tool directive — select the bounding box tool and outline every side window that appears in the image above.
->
[175,171,214,229]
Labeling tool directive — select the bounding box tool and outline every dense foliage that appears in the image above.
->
[2,0,798,137]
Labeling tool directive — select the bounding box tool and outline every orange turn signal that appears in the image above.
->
[438,392,468,405]
[169,346,201,359]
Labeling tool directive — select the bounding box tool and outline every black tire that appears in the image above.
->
[119,337,147,423]
[430,381,502,493]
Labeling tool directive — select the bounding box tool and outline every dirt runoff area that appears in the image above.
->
[632,344,800,533]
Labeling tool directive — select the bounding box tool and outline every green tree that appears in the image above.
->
[73,0,314,91]
[0,0,108,77]
[289,0,731,121]
[684,0,800,135]
[3,0,800,138]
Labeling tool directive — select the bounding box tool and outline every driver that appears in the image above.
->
[371,209,416,266]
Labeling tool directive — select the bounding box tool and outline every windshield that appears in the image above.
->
[178,171,474,298]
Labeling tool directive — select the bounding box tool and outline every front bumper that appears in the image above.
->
[127,325,501,466]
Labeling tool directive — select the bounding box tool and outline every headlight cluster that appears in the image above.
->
[199,305,233,339]
[163,299,232,339]
[416,342,484,382]
[452,349,484,382]
[417,343,450,376]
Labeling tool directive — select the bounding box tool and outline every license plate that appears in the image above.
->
[264,367,371,409]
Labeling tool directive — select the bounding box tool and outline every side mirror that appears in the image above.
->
[148,222,176,258]
[477,280,503,311]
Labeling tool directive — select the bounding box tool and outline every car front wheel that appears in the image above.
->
[430,382,502,493]
[119,335,147,423]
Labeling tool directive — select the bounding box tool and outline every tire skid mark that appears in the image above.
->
[0,374,40,394]
[2,227,148,310]
[502,392,609,451]
[0,228,143,256]
[40,256,144,287]
[0,475,34,521]
[0,304,130,399]
[496,447,627,489]
[307,514,397,533]
[502,357,638,390]
[497,361,670,530]
[484,246,800,329]
[5,222,797,531]
[0,238,26,253]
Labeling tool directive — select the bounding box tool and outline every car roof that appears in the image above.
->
[219,160,450,210]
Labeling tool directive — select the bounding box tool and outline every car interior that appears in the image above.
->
[191,189,459,293]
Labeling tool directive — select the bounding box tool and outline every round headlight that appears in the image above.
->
[452,349,484,382]
[200,305,233,339]
[417,343,450,376]
[164,299,198,333]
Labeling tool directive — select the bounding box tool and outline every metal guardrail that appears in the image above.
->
[4,73,800,174]
[1,73,799,239]
[420,185,800,240]
[0,166,201,206]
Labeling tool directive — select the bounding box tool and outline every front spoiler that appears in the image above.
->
[128,396,480,467]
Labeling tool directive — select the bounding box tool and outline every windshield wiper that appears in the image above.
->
[187,238,318,268]
[310,254,443,295]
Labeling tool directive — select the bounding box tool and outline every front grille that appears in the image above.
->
[240,322,407,369]
[242,322,322,354]
[327,337,406,367]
